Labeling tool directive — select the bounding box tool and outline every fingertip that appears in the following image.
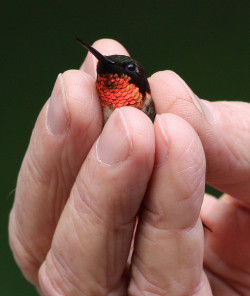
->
[92,38,130,56]
[119,107,155,165]
[149,70,192,96]
[61,69,103,133]
[151,113,206,228]
[80,38,129,77]
[155,113,205,166]
[96,108,133,166]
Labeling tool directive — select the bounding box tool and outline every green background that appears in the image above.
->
[0,1,249,295]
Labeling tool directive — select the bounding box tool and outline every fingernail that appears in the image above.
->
[199,99,217,125]
[155,115,170,166]
[96,109,133,165]
[173,72,215,124]
[46,74,70,135]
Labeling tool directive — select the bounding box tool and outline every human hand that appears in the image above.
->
[9,39,250,295]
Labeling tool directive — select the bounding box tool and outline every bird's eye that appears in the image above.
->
[127,63,136,71]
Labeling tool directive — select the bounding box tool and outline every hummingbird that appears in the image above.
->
[77,38,212,232]
[76,38,155,124]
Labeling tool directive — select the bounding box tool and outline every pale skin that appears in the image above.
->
[8,39,250,296]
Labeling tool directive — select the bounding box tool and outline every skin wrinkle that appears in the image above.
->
[77,177,117,224]
[222,135,245,167]
[165,174,204,206]
[207,109,249,186]
[195,171,206,198]
[44,250,84,296]
[70,213,111,286]
[177,129,200,166]
[13,218,44,269]
[140,213,201,237]
[131,258,167,295]
[128,271,143,295]
[24,145,71,228]
[105,231,131,293]
[132,194,204,295]
[10,213,41,279]
[143,179,204,228]
[57,206,110,294]
[73,165,136,231]
[174,138,205,194]
[42,158,70,226]
[66,129,92,175]
[24,146,54,188]
[143,176,203,226]
[185,163,206,198]
[13,188,52,262]
[76,170,120,225]
[208,133,249,194]
[205,267,245,296]
[170,97,201,120]
[52,158,70,225]
[214,179,250,205]
[213,237,250,277]
[191,165,206,197]
[225,198,250,216]
[205,245,250,289]
[179,148,205,175]
[132,251,202,296]
[176,162,205,196]
[215,102,250,132]
[178,135,195,162]
[40,263,65,296]
[75,157,150,226]
[150,201,201,231]
[206,135,233,182]
[58,145,75,188]
[72,179,105,224]
[60,213,127,296]
[69,197,98,250]
[111,204,136,232]
[58,226,121,295]
[190,273,210,296]
[70,191,127,290]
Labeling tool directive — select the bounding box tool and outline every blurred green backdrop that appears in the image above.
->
[0,1,249,295]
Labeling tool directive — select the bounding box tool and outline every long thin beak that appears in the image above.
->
[76,38,114,65]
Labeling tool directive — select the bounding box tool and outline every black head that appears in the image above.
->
[77,38,150,96]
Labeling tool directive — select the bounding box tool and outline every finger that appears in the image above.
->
[9,70,102,285]
[201,193,250,294]
[129,114,212,295]
[149,71,250,203]
[80,38,130,78]
[38,107,155,296]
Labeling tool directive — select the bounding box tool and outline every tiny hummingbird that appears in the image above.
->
[76,38,155,124]
[77,38,212,232]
